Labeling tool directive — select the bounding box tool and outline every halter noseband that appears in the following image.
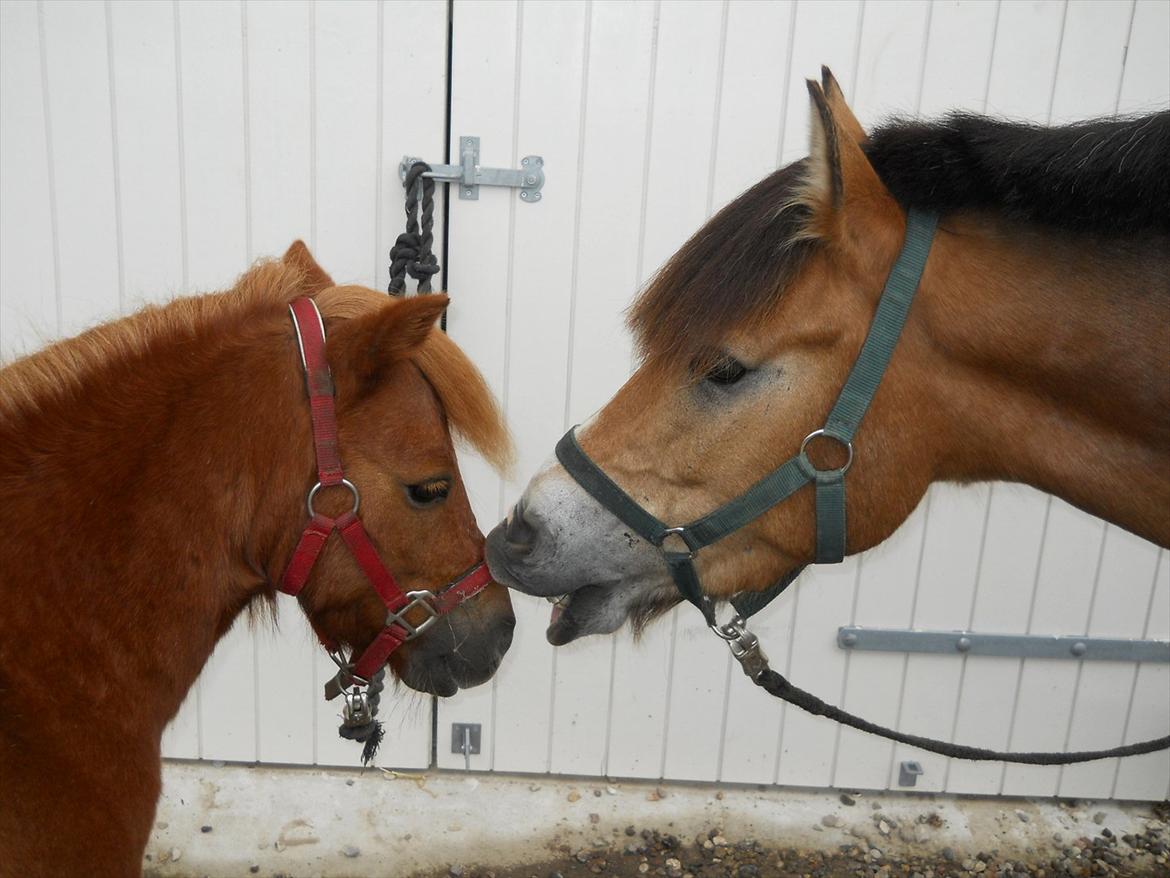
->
[279,297,492,718]
[556,209,939,629]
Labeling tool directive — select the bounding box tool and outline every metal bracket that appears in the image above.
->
[400,136,544,202]
[451,723,481,770]
[898,760,924,787]
[838,627,1170,663]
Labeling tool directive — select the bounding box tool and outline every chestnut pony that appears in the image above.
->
[0,243,514,875]
[487,68,1169,645]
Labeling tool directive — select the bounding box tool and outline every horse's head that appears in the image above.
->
[276,243,515,695]
[488,69,939,644]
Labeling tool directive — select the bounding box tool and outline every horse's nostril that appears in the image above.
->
[503,498,540,554]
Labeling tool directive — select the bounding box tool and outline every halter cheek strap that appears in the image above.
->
[279,297,492,688]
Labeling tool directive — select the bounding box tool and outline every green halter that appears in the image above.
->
[555,209,939,624]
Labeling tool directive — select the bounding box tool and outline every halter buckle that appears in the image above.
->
[386,590,440,640]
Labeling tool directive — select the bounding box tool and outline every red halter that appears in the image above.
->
[279,297,492,686]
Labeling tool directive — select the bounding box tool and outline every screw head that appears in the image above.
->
[956,636,972,652]
[522,157,530,165]
[841,632,858,648]
[1071,641,1087,657]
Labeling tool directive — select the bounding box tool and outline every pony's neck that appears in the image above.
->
[0,310,308,739]
[920,214,1170,545]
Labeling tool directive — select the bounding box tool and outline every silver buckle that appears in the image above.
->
[709,613,770,681]
[387,590,440,640]
[660,526,694,559]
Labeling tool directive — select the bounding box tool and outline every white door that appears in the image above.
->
[0,0,449,769]
[436,0,1170,801]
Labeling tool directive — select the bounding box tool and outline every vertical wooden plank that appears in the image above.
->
[1000,501,1107,796]
[548,0,659,779]
[945,486,1049,794]
[982,0,1066,119]
[39,0,120,336]
[824,0,933,793]
[436,0,520,771]
[713,0,798,786]
[474,0,591,776]
[604,0,725,781]
[883,0,999,793]
[1058,528,1163,797]
[1116,0,1169,114]
[998,0,1134,797]
[0,0,57,359]
[108,0,183,310]
[771,0,864,789]
[1113,551,1170,800]
[238,0,316,768]
[176,0,254,763]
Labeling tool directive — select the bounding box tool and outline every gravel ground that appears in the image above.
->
[411,803,1170,878]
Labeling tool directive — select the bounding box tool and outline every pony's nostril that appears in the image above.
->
[503,498,540,555]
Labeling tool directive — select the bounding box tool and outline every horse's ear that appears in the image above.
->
[283,240,334,296]
[330,294,449,388]
[798,77,898,255]
[820,66,866,145]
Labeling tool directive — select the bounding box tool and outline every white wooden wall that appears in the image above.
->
[437,0,1170,802]
[0,0,449,769]
[3,0,1167,800]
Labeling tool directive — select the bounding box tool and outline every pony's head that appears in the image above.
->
[277,243,515,694]
[488,69,939,643]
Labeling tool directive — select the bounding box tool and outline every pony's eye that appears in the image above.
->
[406,478,451,507]
[704,355,748,386]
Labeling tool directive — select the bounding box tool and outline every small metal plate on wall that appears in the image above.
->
[451,722,482,755]
[838,626,1170,663]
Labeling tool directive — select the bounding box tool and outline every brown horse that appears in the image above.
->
[486,68,1169,646]
[0,243,514,876]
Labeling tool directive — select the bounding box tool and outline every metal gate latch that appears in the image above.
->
[400,136,544,202]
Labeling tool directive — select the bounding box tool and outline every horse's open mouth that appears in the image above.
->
[542,584,621,645]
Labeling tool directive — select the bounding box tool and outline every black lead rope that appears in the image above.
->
[388,161,440,296]
[748,656,1170,765]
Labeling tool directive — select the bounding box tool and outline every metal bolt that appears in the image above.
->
[525,175,537,185]
[522,157,530,165]
[464,188,473,196]
[1071,641,1087,657]
[840,632,858,648]
[956,636,972,653]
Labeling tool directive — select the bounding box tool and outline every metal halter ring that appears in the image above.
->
[387,590,441,640]
[307,478,360,517]
[799,428,854,474]
[660,526,696,559]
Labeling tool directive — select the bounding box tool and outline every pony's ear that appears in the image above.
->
[797,77,899,257]
[330,294,449,388]
[283,240,334,296]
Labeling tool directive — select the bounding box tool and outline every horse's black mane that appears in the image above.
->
[865,111,1170,236]
[629,109,1169,361]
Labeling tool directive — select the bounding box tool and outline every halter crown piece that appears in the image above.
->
[280,297,493,762]
[555,211,1169,764]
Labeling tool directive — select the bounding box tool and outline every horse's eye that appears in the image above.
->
[406,478,450,507]
[704,356,748,386]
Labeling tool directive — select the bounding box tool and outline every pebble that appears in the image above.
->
[1015,810,1030,823]
[200,824,212,833]
[342,845,360,858]
[449,866,464,877]
[1093,812,1107,825]
[840,793,857,806]
[567,791,581,803]
[821,814,842,828]
[169,847,182,863]
[589,813,600,825]
[593,789,603,797]
[637,864,649,874]
[345,778,355,786]
[878,820,892,836]
[249,867,259,875]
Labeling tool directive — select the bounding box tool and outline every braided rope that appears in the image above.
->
[388,162,440,296]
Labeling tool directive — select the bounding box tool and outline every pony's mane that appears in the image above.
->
[0,261,306,418]
[628,110,1170,363]
[864,111,1170,236]
[1,263,511,472]
[318,286,512,472]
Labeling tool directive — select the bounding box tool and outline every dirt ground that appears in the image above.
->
[411,802,1170,878]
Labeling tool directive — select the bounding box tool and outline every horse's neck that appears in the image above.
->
[0,318,306,735]
[921,216,1170,546]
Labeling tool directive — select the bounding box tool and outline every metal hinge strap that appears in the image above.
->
[837,626,1170,663]
[400,136,544,203]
